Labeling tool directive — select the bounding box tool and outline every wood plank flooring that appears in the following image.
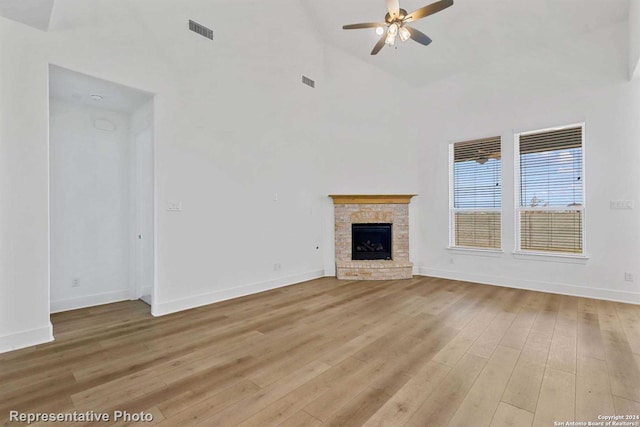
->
[1,276,640,426]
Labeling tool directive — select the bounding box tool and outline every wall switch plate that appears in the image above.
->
[610,200,633,210]
[625,272,634,282]
[167,201,182,211]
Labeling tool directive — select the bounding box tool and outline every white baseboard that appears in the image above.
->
[50,289,131,313]
[152,270,325,317]
[0,323,54,354]
[417,267,640,305]
[323,267,336,277]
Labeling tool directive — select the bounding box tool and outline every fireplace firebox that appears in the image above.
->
[352,223,392,260]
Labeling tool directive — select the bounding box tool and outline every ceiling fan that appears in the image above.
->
[342,0,453,55]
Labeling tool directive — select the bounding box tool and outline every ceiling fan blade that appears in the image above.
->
[371,33,387,55]
[343,22,387,30]
[387,0,400,19]
[406,26,432,46]
[404,0,453,23]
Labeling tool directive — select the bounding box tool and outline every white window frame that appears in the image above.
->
[514,122,587,258]
[448,141,503,252]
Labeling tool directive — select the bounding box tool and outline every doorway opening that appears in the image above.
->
[48,65,155,318]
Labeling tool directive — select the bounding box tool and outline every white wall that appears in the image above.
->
[631,0,640,78]
[0,17,52,352]
[142,1,329,314]
[49,99,132,312]
[131,100,154,302]
[410,21,640,303]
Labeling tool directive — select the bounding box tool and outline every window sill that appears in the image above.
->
[447,247,504,257]
[512,250,589,263]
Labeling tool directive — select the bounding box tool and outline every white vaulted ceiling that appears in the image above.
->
[0,0,54,30]
[300,0,629,84]
[0,0,630,86]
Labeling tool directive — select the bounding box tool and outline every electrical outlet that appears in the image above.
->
[273,263,281,271]
[610,200,633,210]
[72,278,80,288]
[625,272,634,282]
[167,201,182,211]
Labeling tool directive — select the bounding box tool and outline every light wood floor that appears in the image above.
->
[1,277,640,426]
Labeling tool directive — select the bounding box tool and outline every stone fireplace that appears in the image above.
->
[329,194,416,280]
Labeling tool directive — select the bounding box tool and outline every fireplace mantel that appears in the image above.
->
[329,194,416,205]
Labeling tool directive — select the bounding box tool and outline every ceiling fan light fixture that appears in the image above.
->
[388,22,399,35]
[399,26,410,42]
[385,32,396,46]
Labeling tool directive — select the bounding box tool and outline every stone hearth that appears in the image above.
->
[329,195,416,280]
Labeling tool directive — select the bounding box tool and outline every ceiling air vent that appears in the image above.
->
[302,75,315,88]
[189,20,213,40]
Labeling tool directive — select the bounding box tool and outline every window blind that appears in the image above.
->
[517,125,584,254]
[451,136,501,249]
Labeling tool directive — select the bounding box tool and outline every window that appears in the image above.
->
[515,124,584,255]
[449,136,502,249]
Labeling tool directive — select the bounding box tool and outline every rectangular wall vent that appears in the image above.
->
[302,75,315,88]
[189,20,213,40]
